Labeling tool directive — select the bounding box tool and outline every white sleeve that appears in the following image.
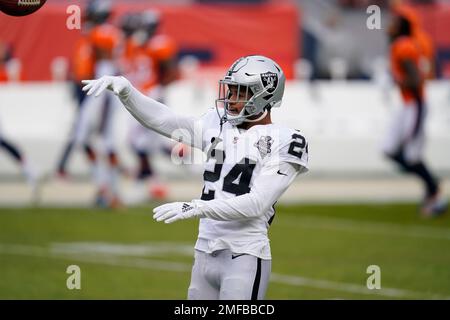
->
[194,161,301,221]
[119,85,204,149]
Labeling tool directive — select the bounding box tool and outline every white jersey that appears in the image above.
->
[118,85,309,260]
[194,108,308,260]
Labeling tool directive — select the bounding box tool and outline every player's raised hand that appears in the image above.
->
[81,76,131,97]
[153,201,201,224]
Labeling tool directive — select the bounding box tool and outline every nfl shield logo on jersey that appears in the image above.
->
[260,72,278,93]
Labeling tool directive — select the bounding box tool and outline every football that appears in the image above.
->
[0,0,47,17]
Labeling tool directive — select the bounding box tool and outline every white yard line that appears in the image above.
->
[279,215,450,241]
[1,243,449,299]
[269,274,449,299]
[0,244,192,273]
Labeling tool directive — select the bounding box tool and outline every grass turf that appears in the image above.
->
[0,203,449,299]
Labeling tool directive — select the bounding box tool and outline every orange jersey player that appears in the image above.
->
[57,0,113,180]
[72,34,95,85]
[382,12,447,217]
[119,13,156,94]
[89,23,122,63]
[123,10,181,201]
[71,0,118,86]
[124,40,154,93]
[391,3,435,79]
[143,34,178,91]
[139,10,178,93]
[80,22,124,208]
[390,34,424,104]
[119,12,142,70]
[57,0,129,205]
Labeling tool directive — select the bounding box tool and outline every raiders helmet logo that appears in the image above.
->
[260,72,278,93]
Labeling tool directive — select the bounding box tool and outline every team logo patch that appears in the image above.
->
[260,72,278,93]
[254,136,273,159]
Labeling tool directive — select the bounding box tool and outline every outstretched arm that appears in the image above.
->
[82,76,202,149]
[153,161,305,223]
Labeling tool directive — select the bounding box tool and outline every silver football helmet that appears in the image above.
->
[216,55,285,126]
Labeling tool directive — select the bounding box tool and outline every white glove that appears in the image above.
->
[153,201,203,224]
[81,76,131,97]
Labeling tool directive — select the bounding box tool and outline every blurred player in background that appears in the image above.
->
[383,7,447,217]
[0,41,38,196]
[391,3,435,79]
[56,0,112,179]
[71,0,124,208]
[121,10,181,201]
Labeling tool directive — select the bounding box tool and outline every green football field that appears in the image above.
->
[0,203,449,299]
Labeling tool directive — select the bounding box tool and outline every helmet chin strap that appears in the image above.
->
[243,109,268,123]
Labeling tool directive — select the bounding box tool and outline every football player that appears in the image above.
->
[75,17,124,208]
[82,55,309,299]
[123,10,181,201]
[383,10,447,217]
[56,0,112,179]
[391,3,435,80]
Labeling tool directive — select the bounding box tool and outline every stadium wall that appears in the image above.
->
[0,1,299,80]
[0,80,449,179]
